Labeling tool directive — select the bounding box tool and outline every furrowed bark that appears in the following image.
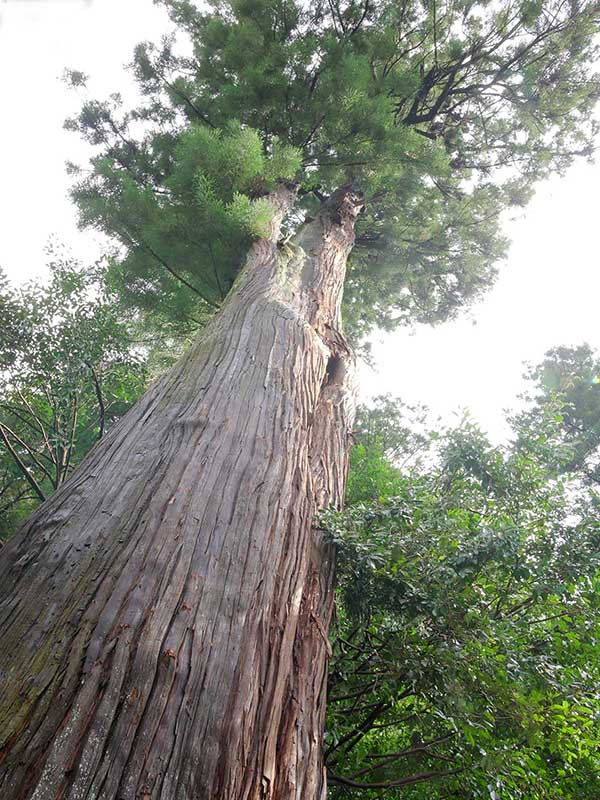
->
[0,184,363,800]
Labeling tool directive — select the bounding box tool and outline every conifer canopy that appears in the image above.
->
[66,0,600,336]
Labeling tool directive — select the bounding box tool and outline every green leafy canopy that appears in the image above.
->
[0,251,147,538]
[323,392,600,798]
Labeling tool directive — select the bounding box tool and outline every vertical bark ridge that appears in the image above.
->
[0,184,363,800]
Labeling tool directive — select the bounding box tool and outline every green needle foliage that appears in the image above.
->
[323,396,600,798]
[64,0,600,338]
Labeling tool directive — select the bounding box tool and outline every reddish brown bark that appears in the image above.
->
[0,185,363,800]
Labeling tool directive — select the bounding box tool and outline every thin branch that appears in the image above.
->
[15,388,54,457]
[208,242,226,301]
[349,0,370,36]
[0,425,46,502]
[0,421,54,483]
[0,487,34,517]
[85,361,106,440]
[326,702,391,761]
[328,766,464,790]
[62,393,79,482]
[120,227,220,309]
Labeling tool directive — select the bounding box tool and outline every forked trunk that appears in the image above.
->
[0,185,363,800]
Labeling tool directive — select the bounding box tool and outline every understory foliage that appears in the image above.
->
[2,276,600,794]
[2,267,600,795]
[64,0,600,338]
[0,255,146,540]
[324,383,600,798]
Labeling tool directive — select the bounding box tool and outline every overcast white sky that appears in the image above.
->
[1,0,599,442]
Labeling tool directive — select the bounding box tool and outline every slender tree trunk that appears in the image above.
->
[0,185,363,800]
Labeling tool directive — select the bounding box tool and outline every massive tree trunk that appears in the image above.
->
[0,185,363,800]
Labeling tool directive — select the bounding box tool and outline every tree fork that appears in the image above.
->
[0,184,364,800]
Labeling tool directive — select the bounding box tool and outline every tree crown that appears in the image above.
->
[66,0,600,337]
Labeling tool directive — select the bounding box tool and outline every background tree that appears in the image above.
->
[0,2,599,798]
[512,344,600,484]
[0,254,146,541]
[346,395,434,504]
[324,396,600,798]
